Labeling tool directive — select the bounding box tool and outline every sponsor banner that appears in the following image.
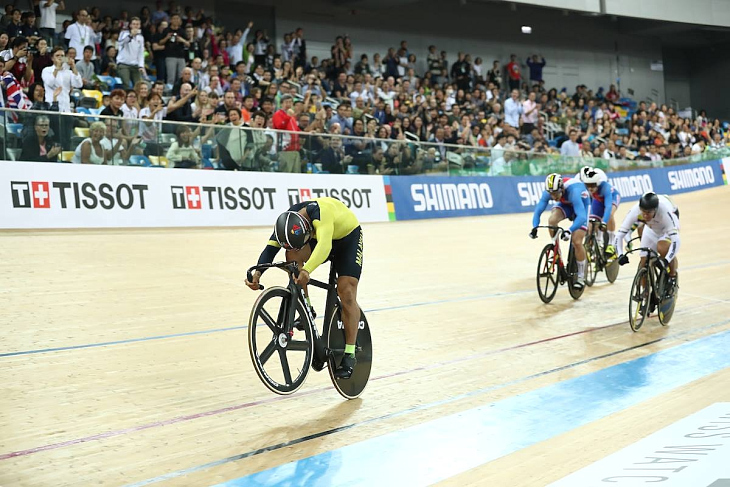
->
[550,402,730,487]
[0,161,388,229]
[389,161,726,220]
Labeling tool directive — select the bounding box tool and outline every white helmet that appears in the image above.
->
[579,166,602,185]
[545,173,564,193]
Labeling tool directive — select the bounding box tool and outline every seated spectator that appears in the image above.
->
[72,121,107,164]
[75,45,98,89]
[20,115,62,162]
[101,89,126,117]
[27,82,58,112]
[164,83,200,123]
[172,66,194,97]
[166,125,201,168]
[100,45,117,76]
[102,118,140,165]
[121,90,140,118]
[319,136,352,174]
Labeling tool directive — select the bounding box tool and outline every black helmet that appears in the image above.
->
[639,192,660,211]
[274,211,312,250]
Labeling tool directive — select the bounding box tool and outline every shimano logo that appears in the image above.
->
[608,175,653,198]
[517,181,545,207]
[668,165,715,190]
[411,183,493,212]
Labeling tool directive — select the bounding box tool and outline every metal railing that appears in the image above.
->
[2,107,725,176]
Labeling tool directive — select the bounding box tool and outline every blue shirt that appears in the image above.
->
[532,178,590,234]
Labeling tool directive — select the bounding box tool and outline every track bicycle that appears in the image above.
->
[584,216,620,287]
[534,225,585,303]
[246,261,372,399]
[620,244,679,332]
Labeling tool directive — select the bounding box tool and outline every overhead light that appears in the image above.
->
[521,26,532,34]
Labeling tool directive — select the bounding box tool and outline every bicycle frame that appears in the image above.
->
[536,225,567,278]
[248,261,340,365]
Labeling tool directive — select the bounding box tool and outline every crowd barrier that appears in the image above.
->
[0,159,727,229]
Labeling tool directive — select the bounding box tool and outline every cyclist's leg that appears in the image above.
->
[657,237,680,278]
[547,206,567,238]
[607,191,620,249]
[331,227,364,378]
[590,199,605,246]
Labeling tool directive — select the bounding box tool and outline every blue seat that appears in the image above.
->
[6,123,24,136]
[129,155,152,167]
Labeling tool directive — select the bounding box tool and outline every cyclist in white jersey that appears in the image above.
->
[613,192,680,282]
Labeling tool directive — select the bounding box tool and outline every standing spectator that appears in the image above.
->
[272,93,301,172]
[0,5,13,29]
[19,12,41,46]
[5,9,21,40]
[291,27,306,68]
[1,36,34,86]
[65,10,96,60]
[427,45,440,82]
[521,91,539,134]
[41,47,81,113]
[526,54,545,87]
[161,14,187,85]
[150,0,169,25]
[487,60,502,88]
[560,129,580,156]
[504,89,523,131]
[253,29,269,66]
[117,17,146,89]
[32,38,52,76]
[605,84,619,103]
[450,52,470,91]
[20,115,61,162]
[151,20,168,85]
[505,54,521,91]
[39,0,64,43]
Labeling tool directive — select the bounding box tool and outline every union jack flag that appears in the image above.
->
[0,72,33,119]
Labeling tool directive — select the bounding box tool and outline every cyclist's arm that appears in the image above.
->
[532,191,551,228]
[613,205,640,255]
[567,189,588,234]
[256,235,281,266]
[600,184,613,224]
[303,220,333,274]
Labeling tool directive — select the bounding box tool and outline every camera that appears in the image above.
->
[27,46,39,56]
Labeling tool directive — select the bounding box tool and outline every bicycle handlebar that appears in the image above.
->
[247,261,300,290]
[534,225,566,237]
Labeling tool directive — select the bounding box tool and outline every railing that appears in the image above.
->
[2,107,725,177]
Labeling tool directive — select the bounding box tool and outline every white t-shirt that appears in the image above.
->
[40,2,59,30]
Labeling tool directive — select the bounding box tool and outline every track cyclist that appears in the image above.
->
[530,173,591,289]
[613,191,680,292]
[245,197,364,380]
[577,166,621,256]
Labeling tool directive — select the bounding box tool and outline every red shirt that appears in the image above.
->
[506,61,521,81]
[272,109,300,151]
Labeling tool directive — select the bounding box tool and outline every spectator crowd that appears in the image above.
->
[1,0,728,172]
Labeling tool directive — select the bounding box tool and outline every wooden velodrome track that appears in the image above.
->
[1,185,729,486]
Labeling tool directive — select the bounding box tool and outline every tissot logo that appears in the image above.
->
[11,181,148,209]
[286,188,373,208]
[170,185,276,210]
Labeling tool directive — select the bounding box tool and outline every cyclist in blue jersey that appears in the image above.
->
[529,173,591,289]
[577,166,621,256]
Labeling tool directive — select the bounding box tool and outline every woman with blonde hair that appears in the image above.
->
[134,80,150,109]
[72,122,107,164]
